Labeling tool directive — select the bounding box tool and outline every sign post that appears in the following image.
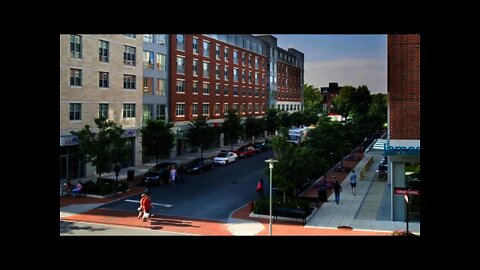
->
[394,188,420,234]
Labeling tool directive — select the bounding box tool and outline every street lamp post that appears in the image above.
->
[265,158,277,236]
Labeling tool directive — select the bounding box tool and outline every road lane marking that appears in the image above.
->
[124,199,173,207]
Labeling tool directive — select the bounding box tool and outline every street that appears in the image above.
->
[102,150,274,221]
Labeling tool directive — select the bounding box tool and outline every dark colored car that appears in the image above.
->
[185,158,214,174]
[143,162,177,186]
[252,142,270,153]
[233,145,256,158]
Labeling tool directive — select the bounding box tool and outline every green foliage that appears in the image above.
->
[244,116,265,142]
[279,111,291,128]
[82,180,97,194]
[303,83,324,116]
[71,118,128,184]
[289,111,305,127]
[222,109,242,150]
[140,119,174,164]
[265,108,281,135]
[117,180,129,192]
[186,115,215,158]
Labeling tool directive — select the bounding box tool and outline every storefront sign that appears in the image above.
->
[384,145,420,156]
[394,187,420,195]
[60,136,78,146]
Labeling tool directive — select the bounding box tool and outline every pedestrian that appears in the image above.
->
[333,180,342,204]
[137,194,146,219]
[72,181,83,198]
[350,170,357,195]
[256,178,264,197]
[63,178,73,194]
[141,194,153,222]
[169,166,177,186]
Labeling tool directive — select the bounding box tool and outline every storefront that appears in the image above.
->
[386,142,420,222]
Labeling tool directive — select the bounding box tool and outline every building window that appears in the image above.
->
[215,104,220,115]
[224,103,228,115]
[70,103,81,120]
[248,71,252,84]
[233,103,238,113]
[99,40,109,62]
[215,84,220,95]
[124,46,136,66]
[99,103,109,119]
[143,104,154,123]
[143,50,154,69]
[248,88,252,97]
[215,64,220,79]
[143,77,153,95]
[156,53,166,70]
[176,104,185,117]
[177,34,185,51]
[70,69,82,86]
[248,103,252,113]
[193,59,198,76]
[224,84,229,96]
[192,104,198,116]
[203,61,210,78]
[242,70,245,83]
[255,57,259,69]
[233,86,238,96]
[233,68,238,82]
[70,35,82,59]
[156,104,166,120]
[255,73,259,85]
[202,104,209,116]
[233,51,238,64]
[143,34,153,43]
[224,66,229,81]
[176,80,185,93]
[123,104,136,118]
[124,34,136,38]
[203,83,210,95]
[216,45,220,59]
[155,34,166,46]
[242,104,246,114]
[255,104,259,113]
[123,75,136,89]
[203,41,210,57]
[99,72,109,88]
[193,82,198,94]
[176,57,185,74]
[255,88,259,97]
[242,53,245,66]
[156,79,166,95]
[224,47,229,62]
[193,38,198,54]
[248,55,252,67]
[242,87,246,96]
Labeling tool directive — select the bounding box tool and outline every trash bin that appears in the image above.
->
[127,170,135,181]
[318,187,327,202]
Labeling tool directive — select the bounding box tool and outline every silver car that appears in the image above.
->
[213,151,238,165]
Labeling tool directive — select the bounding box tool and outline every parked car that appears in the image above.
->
[185,158,214,174]
[252,142,270,153]
[233,145,256,158]
[213,151,238,165]
[143,162,177,186]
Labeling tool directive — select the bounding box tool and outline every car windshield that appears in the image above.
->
[217,152,228,158]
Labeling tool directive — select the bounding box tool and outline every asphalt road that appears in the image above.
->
[103,150,274,222]
[60,221,189,235]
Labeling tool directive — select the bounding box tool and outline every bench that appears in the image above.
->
[273,207,307,225]
[61,186,86,197]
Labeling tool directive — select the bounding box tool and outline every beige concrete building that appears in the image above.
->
[60,34,143,180]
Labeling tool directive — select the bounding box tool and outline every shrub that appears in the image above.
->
[82,180,97,194]
[117,181,129,192]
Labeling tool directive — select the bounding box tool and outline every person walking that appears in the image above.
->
[333,180,342,204]
[141,194,153,222]
[256,178,264,197]
[350,170,357,195]
[137,194,146,219]
[169,166,177,186]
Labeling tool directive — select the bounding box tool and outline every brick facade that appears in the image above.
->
[388,34,420,139]
[276,61,302,102]
[169,34,268,123]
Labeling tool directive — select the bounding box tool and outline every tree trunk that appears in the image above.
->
[98,172,102,186]
[283,191,286,204]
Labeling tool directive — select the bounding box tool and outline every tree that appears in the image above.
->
[303,83,324,116]
[186,115,214,158]
[265,108,280,136]
[279,111,291,128]
[332,85,356,121]
[140,119,174,165]
[71,118,128,186]
[289,111,305,127]
[222,109,242,150]
[368,93,387,131]
[245,117,266,143]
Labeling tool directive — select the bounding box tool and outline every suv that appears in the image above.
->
[143,162,177,186]
[252,142,270,153]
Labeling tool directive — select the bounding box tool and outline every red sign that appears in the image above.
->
[394,187,420,196]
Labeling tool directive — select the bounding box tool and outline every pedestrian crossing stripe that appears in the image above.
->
[124,199,172,207]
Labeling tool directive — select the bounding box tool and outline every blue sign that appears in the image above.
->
[384,145,420,156]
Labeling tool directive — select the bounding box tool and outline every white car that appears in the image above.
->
[213,151,238,165]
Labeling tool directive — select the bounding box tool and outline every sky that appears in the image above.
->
[273,34,387,94]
